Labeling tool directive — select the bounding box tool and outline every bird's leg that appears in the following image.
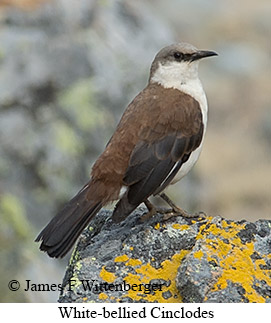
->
[140,199,168,222]
[159,192,189,215]
[158,192,200,219]
[140,199,157,222]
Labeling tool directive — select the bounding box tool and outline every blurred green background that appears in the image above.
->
[0,0,270,302]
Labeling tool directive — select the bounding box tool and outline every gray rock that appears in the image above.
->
[58,209,271,303]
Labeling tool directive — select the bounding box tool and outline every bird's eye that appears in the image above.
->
[173,51,183,60]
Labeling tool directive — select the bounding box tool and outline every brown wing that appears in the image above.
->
[125,127,202,198]
[111,84,204,222]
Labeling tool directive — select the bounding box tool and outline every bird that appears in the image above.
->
[36,42,217,258]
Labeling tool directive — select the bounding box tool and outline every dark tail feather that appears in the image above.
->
[35,184,102,258]
[112,191,138,223]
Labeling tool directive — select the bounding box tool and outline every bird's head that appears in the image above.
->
[149,42,217,88]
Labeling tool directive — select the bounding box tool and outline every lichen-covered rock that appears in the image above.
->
[58,209,271,303]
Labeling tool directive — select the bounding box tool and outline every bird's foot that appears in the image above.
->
[140,198,206,222]
[158,192,205,221]
[163,206,193,220]
[162,207,205,221]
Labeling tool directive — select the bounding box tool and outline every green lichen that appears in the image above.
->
[58,78,107,131]
[0,194,30,240]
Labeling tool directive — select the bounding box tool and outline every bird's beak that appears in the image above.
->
[191,50,218,61]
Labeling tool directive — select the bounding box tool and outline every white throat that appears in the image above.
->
[150,61,208,127]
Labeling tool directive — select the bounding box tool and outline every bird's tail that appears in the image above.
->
[35,183,102,258]
[112,191,138,223]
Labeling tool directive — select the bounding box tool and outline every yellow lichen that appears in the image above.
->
[100,266,116,283]
[194,250,204,259]
[119,250,189,302]
[172,223,190,231]
[99,293,108,301]
[197,219,271,303]
[172,223,182,230]
[154,223,161,230]
[114,254,129,263]
[126,258,142,267]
